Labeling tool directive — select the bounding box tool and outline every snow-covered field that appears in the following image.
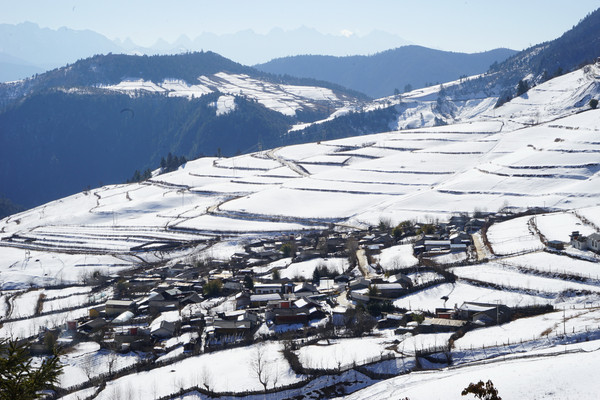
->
[453,308,600,351]
[393,281,550,312]
[450,263,600,294]
[502,251,600,280]
[90,341,302,399]
[486,216,543,255]
[534,212,596,242]
[101,72,352,117]
[338,343,600,400]
[376,244,418,270]
[59,342,143,388]
[297,337,396,370]
[279,257,349,280]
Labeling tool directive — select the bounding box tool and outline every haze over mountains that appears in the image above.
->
[0,22,412,82]
[255,47,517,98]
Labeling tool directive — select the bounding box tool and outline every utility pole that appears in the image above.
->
[563,307,566,336]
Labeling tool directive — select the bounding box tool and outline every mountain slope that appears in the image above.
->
[0,52,364,209]
[255,46,517,98]
[462,8,600,100]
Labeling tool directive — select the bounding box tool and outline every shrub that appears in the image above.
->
[203,279,223,297]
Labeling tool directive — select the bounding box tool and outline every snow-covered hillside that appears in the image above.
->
[358,61,600,131]
[100,72,351,117]
[1,63,600,287]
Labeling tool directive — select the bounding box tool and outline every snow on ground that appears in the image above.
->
[502,251,600,280]
[296,337,396,370]
[534,212,596,242]
[279,257,348,280]
[197,240,245,262]
[406,271,444,286]
[9,290,41,318]
[42,293,94,313]
[59,342,142,389]
[486,215,543,255]
[454,308,600,351]
[337,345,600,400]
[251,257,292,275]
[577,205,600,230]
[176,214,321,233]
[450,263,600,294]
[393,282,549,312]
[397,332,454,355]
[220,187,393,221]
[0,306,91,338]
[0,246,133,289]
[100,72,350,118]
[213,95,236,115]
[2,286,95,319]
[91,342,302,399]
[427,251,468,265]
[376,244,418,270]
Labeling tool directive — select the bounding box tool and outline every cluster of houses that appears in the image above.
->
[24,228,399,354]
[27,213,559,360]
[413,215,479,258]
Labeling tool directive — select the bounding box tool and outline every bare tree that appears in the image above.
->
[81,356,94,382]
[107,352,117,375]
[250,344,273,392]
[199,366,213,392]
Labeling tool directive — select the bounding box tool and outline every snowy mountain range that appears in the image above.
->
[0,22,411,82]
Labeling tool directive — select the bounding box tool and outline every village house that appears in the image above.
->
[419,317,467,333]
[456,302,512,325]
[105,299,136,317]
[372,283,406,298]
[570,231,587,250]
[587,233,600,253]
[151,320,177,338]
[254,282,283,294]
[250,293,282,307]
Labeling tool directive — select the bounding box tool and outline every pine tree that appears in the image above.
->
[0,339,63,400]
[516,79,529,96]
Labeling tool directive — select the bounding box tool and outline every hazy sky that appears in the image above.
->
[2,0,599,52]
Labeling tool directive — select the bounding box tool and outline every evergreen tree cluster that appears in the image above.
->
[126,168,152,183]
[160,152,187,174]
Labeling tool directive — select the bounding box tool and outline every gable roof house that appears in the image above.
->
[254,283,283,294]
[570,231,588,250]
[456,302,512,325]
[150,320,176,338]
[105,299,136,317]
[587,233,600,253]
